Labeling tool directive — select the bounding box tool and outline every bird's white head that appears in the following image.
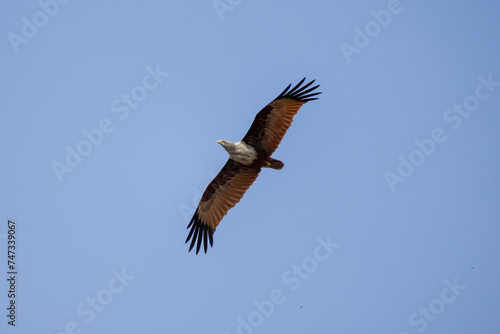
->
[217,140,236,154]
[217,139,228,147]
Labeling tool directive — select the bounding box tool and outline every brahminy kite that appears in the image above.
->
[186,78,321,254]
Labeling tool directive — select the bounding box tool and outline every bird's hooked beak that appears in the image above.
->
[217,140,223,145]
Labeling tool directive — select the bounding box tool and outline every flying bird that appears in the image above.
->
[186,78,321,254]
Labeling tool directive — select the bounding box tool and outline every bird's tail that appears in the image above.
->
[267,158,284,170]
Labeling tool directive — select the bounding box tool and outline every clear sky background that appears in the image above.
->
[1,1,499,333]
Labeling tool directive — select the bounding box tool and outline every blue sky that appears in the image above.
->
[1,1,499,333]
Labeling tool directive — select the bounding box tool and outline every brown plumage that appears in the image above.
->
[186,78,321,254]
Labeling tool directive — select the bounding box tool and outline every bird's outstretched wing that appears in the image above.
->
[242,78,321,156]
[186,159,261,254]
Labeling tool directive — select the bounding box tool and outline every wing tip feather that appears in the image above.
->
[185,211,215,254]
[274,78,322,103]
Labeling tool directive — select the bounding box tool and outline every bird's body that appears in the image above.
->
[217,140,284,169]
[186,78,321,254]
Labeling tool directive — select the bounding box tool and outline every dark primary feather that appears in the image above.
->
[185,211,214,254]
[274,77,321,102]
